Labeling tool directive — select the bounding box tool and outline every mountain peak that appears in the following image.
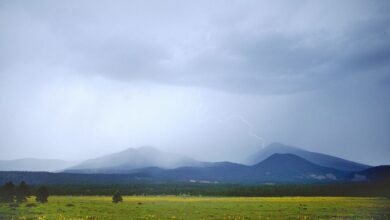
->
[255,153,313,168]
[266,142,302,151]
[117,146,159,156]
[65,146,203,173]
[246,143,371,172]
[121,145,155,151]
[266,153,303,160]
[137,145,156,150]
[136,146,159,153]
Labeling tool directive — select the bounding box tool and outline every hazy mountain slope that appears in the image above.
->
[133,154,348,183]
[65,146,203,173]
[249,153,347,182]
[0,166,386,186]
[140,162,252,183]
[246,143,370,171]
[0,158,78,172]
[2,155,386,185]
[351,165,390,182]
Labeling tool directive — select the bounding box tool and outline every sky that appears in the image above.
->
[0,0,389,165]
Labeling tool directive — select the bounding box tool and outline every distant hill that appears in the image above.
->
[1,143,376,184]
[65,146,204,173]
[127,154,349,184]
[0,158,77,172]
[245,143,371,172]
[249,153,347,182]
[0,154,349,184]
[351,165,390,182]
[1,155,389,186]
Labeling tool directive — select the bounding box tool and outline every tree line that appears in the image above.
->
[0,181,49,203]
[35,181,390,197]
[0,181,124,204]
[1,181,389,201]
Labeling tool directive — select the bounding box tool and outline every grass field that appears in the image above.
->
[0,196,389,220]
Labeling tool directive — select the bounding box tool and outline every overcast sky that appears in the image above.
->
[1,0,389,165]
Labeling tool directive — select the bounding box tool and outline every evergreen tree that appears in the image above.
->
[112,191,123,203]
[0,182,15,203]
[16,181,30,203]
[36,186,49,203]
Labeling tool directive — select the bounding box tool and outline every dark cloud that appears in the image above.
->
[184,15,390,94]
[1,0,389,94]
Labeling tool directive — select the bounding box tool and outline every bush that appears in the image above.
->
[112,191,123,203]
[25,203,37,208]
[9,203,19,208]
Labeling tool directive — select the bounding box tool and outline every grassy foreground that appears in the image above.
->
[0,196,389,220]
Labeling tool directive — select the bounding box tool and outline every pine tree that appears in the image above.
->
[36,186,49,203]
[16,181,30,203]
[0,182,15,203]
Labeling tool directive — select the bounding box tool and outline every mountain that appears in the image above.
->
[129,154,348,184]
[351,165,390,182]
[65,146,204,173]
[62,151,349,183]
[245,143,371,172]
[249,153,347,182]
[0,158,78,172]
[2,154,387,185]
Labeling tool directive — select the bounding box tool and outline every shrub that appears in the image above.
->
[112,191,123,203]
[26,203,37,208]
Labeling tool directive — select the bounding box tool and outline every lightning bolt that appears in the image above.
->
[195,89,265,149]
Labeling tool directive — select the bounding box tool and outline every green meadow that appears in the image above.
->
[0,196,389,220]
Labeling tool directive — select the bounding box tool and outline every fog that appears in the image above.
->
[1,0,389,165]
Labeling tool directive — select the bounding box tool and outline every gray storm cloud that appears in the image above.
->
[0,0,389,165]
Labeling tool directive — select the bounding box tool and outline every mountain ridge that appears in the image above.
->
[246,143,371,171]
[0,143,376,178]
[65,146,204,173]
[125,153,349,184]
[0,154,388,185]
